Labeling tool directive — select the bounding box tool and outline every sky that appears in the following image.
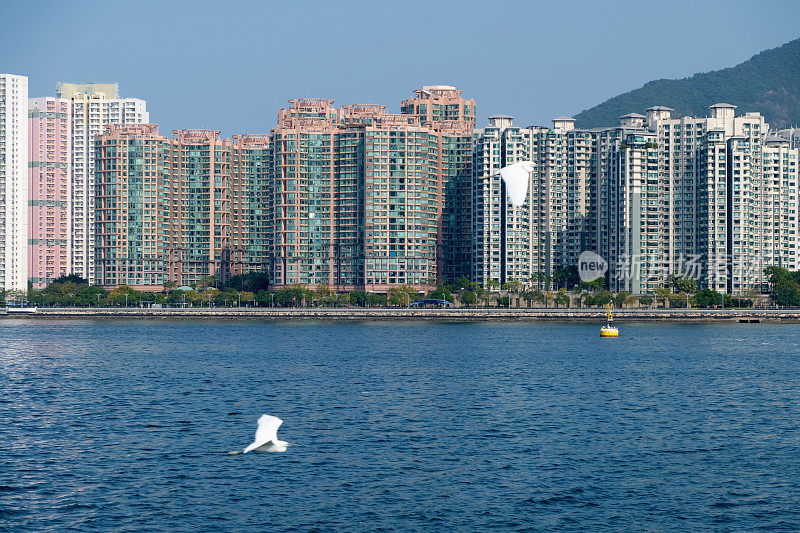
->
[2,0,800,137]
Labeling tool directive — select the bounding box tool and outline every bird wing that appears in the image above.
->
[243,415,282,453]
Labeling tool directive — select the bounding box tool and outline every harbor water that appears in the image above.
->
[2,319,799,531]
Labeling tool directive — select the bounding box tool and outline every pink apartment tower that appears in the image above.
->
[28,97,71,288]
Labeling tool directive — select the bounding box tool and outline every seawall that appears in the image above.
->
[2,307,799,323]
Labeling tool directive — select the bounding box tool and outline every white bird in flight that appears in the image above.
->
[242,414,289,453]
[499,161,534,207]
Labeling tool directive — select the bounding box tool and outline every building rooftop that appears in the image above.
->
[553,116,575,121]
[413,85,465,99]
[618,127,653,134]
[56,82,119,99]
[645,106,675,111]
[172,129,222,142]
[422,85,457,91]
[620,113,646,119]
[104,123,161,136]
[710,103,737,109]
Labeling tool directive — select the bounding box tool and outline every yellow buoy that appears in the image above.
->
[600,326,619,337]
[601,304,619,337]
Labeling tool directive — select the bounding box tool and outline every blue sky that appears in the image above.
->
[2,0,799,137]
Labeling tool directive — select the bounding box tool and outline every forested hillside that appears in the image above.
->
[574,38,800,129]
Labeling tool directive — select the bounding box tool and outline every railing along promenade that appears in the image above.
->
[3,307,800,322]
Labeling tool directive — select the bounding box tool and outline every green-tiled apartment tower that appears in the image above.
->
[96,127,273,290]
[94,124,166,289]
[268,86,476,291]
[269,117,337,287]
[361,123,439,288]
[400,85,476,283]
[232,135,272,274]
[334,127,365,287]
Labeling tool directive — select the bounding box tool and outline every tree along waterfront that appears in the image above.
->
[6,270,793,310]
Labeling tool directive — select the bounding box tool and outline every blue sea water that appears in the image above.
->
[2,319,800,531]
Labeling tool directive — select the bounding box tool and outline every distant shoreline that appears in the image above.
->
[2,307,799,323]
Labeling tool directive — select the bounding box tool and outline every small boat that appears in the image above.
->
[601,305,619,337]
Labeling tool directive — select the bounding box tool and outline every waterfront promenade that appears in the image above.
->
[2,307,800,322]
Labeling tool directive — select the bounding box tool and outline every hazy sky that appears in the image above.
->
[3,0,800,137]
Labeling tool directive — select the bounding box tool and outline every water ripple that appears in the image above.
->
[1,320,800,530]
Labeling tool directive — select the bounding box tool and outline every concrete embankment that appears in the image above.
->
[2,307,799,323]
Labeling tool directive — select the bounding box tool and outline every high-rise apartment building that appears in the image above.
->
[472,115,595,289]
[231,134,272,275]
[55,82,148,282]
[472,104,799,295]
[401,86,475,282]
[79,84,797,297]
[94,125,277,289]
[95,124,165,289]
[759,135,799,272]
[472,115,522,286]
[269,99,342,288]
[95,127,274,289]
[361,115,440,289]
[645,104,794,293]
[268,86,475,291]
[163,129,233,286]
[599,125,661,294]
[0,73,29,293]
[270,99,441,290]
[28,97,71,288]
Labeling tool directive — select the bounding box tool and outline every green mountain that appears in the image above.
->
[574,38,800,129]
